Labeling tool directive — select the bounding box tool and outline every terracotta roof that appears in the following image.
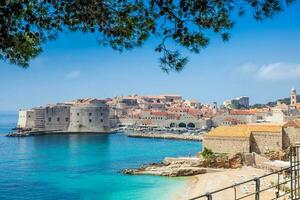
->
[188,108,199,114]
[205,124,282,138]
[230,110,256,115]
[150,111,168,116]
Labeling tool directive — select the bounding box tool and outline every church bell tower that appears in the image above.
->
[291,87,297,106]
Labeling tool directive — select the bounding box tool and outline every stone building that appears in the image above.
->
[291,87,297,107]
[118,109,211,129]
[203,124,283,154]
[68,103,110,132]
[162,94,182,102]
[223,96,250,109]
[282,119,300,147]
[17,109,35,130]
[228,110,257,123]
[45,104,70,131]
[211,110,256,127]
[17,101,110,133]
[17,107,47,131]
[221,117,246,126]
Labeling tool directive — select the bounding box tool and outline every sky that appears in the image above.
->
[1,3,300,111]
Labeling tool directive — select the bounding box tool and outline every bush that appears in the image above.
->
[201,147,214,159]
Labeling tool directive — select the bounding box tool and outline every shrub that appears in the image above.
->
[201,147,214,159]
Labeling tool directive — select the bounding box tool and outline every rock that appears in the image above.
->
[264,149,289,161]
[165,167,207,177]
[163,157,203,167]
[121,157,208,177]
[229,154,243,169]
[121,155,244,177]
[122,166,207,177]
[121,169,136,175]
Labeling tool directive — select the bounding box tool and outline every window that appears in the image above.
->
[48,117,51,122]
[28,115,31,118]
[100,113,103,116]
[65,118,69,122]
[100,119,103,123]
[57,117,60,122]
[89,113,92,116]
[89,119,92,123]
[77,113,79,116]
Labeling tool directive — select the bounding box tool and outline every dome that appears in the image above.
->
[291,87,296,92]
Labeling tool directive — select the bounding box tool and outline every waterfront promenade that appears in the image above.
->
[128,132,203,141]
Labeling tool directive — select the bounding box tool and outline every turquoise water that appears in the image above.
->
[0,113,201,200]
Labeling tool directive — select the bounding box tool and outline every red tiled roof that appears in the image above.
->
[230,110,256,115]
[150,111,168,116]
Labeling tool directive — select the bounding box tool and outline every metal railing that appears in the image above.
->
[189,146,300,200]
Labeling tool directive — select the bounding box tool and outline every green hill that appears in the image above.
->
[251,95,300,109]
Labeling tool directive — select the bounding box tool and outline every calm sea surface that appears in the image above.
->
[0,113,201,200]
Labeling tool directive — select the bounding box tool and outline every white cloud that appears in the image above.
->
[65,70,81,79]
[256,63,300,81]
[234,62,300,81]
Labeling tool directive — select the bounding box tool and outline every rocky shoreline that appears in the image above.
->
[122,157,225,177]
[128,133,203,141]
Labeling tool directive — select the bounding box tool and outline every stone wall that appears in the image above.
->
[250,132,282,154]
[44,105,70,131]
[283,127,300,148]
[17,110,35,129]
[253,153,272,169]
[203,136,250,154]
[32,107,46,131]
[17,108,46,131]
[68,104,110,132]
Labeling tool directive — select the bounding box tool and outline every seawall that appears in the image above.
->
[128,133,203,141]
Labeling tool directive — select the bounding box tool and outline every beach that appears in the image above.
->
[174,166,283,200]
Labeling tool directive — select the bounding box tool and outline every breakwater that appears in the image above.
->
[128,133,203,141]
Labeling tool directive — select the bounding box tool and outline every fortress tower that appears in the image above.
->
[291,87,297,106]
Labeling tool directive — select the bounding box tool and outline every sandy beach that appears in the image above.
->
[174,166,288,200]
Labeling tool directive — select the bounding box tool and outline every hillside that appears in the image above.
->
[251,95,300,109]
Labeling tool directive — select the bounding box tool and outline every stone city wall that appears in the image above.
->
[68,104,110,132]
[250,132,282,154]
[44,105,70,131]
[203,136,250,154]
[17,110,35,129]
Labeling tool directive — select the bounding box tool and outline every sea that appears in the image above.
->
[0,113,201,200]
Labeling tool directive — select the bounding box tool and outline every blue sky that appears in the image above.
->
[1,3,300,111]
